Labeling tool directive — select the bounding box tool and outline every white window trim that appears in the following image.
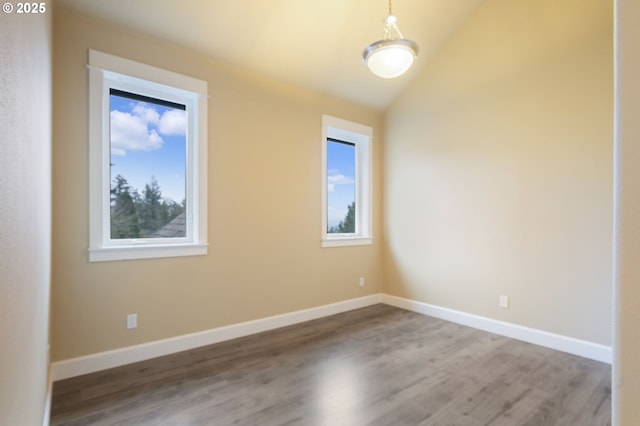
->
[88,50,208,262]
[321,115,373,248]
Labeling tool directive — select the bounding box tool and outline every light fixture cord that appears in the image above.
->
[382,0,403,40]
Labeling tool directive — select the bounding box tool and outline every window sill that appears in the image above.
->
[321,237,373,248]
[89,243,208,262]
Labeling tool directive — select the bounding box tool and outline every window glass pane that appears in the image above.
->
[109,91,187,239]
[327,139,356,234]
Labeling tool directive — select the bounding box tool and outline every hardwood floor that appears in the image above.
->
[51,305,611,425]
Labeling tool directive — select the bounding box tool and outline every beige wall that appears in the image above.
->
[383,0,613,345]
[0,8,52,426]
[613,0,640,423]
[52,6,383,361]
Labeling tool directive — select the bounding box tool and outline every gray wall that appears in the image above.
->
[613,0,640,423]
[0,9,52,426]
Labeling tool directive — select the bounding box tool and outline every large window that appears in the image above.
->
[322,115,372,247]
[88,50,208,262]
[109,90,187,240]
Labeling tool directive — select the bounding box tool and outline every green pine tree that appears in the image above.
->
[110,175,140,239]
[139,177,163,235]
[329,201,356,233]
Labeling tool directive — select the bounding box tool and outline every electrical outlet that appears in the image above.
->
[359,277,365,287]
[499,295,509,309]
[127,313,138,329]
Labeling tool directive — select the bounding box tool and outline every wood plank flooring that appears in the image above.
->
[50,305,611,425]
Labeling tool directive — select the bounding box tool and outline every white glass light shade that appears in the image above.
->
[362,39,418,79]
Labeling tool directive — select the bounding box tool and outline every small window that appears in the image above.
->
[321,115,372,247]
[88,50,208,262]
[327,139,356,234]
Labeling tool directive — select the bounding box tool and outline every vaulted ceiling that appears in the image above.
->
[56,0,486,110]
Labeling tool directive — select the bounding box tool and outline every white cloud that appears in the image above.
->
[327,171,354,193]
[110,109,163,156]
[158,109,186,136]
[327,173,354,186]
[132,103,160,125]
[109,102,186,156]
[111,147,126,156]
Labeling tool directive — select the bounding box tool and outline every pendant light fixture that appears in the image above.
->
[362,0,419,79]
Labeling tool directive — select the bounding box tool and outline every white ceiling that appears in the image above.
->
[57,0,486,110]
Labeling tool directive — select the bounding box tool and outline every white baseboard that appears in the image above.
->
[51,294,382,381]
[381,294,612,364]
[51,292,611,381]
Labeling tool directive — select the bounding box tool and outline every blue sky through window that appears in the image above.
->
[327,140,356,230]
[109,94,186,204]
